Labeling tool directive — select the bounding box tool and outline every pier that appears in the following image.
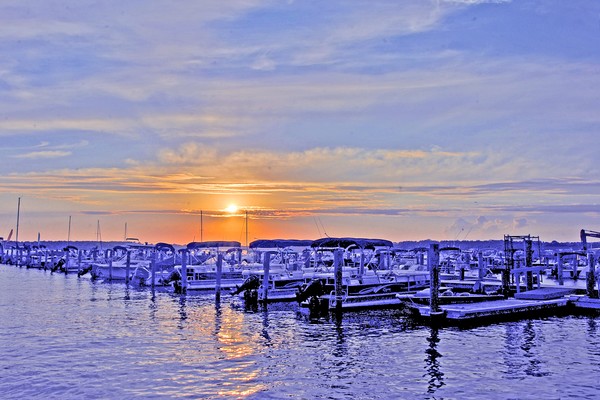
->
[401,237,600,326]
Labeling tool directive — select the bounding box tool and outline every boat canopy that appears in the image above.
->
[410,247,429,253]
[439,246,461,252]
[249,239,313,249]
[186,241,241,250]
[311,237,393,250]
[155,242,175,253]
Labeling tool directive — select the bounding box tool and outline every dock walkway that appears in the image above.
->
[404,287,590,324]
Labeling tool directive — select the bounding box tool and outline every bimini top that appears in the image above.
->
[311,237,393,250]
[249,239,314,249]
[186,241,242,250]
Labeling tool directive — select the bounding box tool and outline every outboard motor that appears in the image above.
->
[296,279,328,317]
[161,269,182,285]
[295,279,324,303]
[231,275,260,296]
[77,264,93,277]
[51,258,66,273]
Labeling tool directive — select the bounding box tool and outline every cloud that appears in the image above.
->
[513,218,528,229]
[13,150,71,159]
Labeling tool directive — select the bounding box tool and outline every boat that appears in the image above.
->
[232,239,313,303]
[175,241,244,291]
[87,243,175,285]
[296,237,430,313]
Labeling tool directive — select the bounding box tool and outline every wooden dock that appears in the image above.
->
[403,287,583,325]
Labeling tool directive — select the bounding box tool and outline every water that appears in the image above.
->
[1,266,600,400]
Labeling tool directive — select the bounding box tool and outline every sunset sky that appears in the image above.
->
[1,0,600,245]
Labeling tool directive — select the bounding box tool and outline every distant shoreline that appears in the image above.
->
[0,239,586,252]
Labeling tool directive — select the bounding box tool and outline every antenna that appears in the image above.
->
[318,217,330,238]
[313,217,322,237]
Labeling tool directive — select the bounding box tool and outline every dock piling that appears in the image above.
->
[334,249,343,312]
[587,253,597,299]
[428,244,442,318]
[108,249,113,281]
[151,250,157,290]
[557,254,564,285]
[125,250,131,285]
[215,253,223,301]
[260,252,273,304]
[180,249,188,293]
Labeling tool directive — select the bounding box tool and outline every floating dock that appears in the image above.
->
[403,287,585,325]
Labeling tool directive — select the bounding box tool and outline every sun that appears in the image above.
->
[225,204,239,214]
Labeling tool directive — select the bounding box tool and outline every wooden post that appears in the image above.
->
[125,250,131,285]
[108,249,113,281]
[557,254,564,285]
[215,253,223,302]
[429,244,441,315]
[151,250,157,290]
[359,250,365,276]
[78,250,82,273]
[260,252,272,304]
[63,248,70,274]
[478,252,485,280]
[180,249,188,293]
[334,248,344,312]
[587,253,597,299]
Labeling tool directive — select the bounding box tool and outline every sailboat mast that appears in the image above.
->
[67,215,72,246]
[200,210,203,242]
[15,197,20,245]
[124,222,127,241]
[245,210,248,249]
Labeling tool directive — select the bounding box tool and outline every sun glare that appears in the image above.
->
[225,204,239,214]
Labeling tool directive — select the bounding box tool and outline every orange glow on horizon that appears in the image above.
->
[224,204,239,214]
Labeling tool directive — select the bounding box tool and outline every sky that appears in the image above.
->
[1,0,600,245]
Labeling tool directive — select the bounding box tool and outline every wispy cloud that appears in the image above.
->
[13,151,71,159]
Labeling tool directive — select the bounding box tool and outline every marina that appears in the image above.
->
[4,205,600,397]
[4,233,600,327]
[3,1,600,399]
[2,259,600,399]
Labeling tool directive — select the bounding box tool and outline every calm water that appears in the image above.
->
[1,266,600,400]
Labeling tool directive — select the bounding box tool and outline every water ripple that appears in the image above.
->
[2,266,600,399]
